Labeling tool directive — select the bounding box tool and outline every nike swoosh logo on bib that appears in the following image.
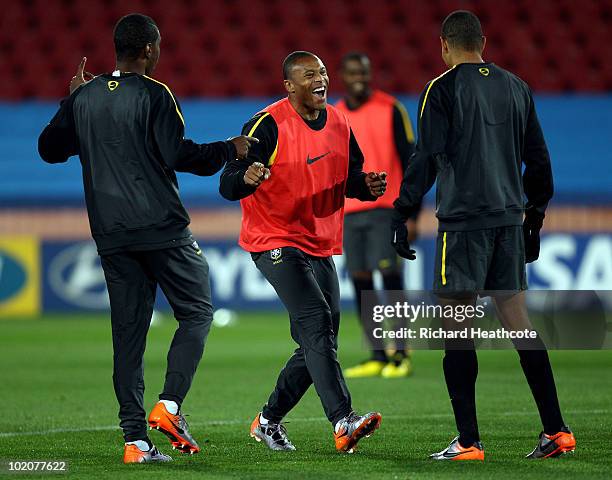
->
[306,151,331,165]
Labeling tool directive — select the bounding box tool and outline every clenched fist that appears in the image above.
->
[244,162,270,188]
[229,135,259,160]
[365,171,387,197]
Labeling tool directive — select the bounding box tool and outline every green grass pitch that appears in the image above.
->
[1,312,611,479]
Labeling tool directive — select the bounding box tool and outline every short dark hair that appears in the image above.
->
[282,51,317,80]
[340,51,370,70]
[441,10,484,52]
[113,14,160,61]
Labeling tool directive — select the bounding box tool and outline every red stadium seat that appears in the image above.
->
[1,0,611,99]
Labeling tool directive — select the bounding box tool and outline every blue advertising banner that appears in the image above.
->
[2,96,612,207]
[41,233,612,313]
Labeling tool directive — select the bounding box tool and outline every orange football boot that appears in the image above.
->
[123,444,172,464]
[148,402,200,454]
[250,413,296,451]
[526,427,576,458]
[430,436,485,461]
[334,412,382,453]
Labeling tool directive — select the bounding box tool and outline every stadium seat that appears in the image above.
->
[1,0,611,98]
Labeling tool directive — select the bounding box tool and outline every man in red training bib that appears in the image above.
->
[336,52,417,379]
[220,51,385,453]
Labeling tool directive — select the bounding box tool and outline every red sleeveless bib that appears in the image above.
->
[336,90,404,213]
[239,99,351,256]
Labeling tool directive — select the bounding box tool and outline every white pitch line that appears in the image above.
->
[0,409,607,439]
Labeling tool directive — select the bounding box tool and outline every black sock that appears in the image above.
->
[443,340,479,446]
[515,337,565,434]
[391,350,408,365]
[352,276,387,362]
[382,272,407,356]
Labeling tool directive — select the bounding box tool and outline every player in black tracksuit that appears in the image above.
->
[37,14,256,463]
[391,11,575,460]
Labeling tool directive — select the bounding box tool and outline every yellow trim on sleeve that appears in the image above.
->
[419,66,455,119]
[395,101,415,143]
[441,232,447,286]
[143,75,185,126]
[247,112,270,137]
[268,140,279,166]
[247,112,277,166]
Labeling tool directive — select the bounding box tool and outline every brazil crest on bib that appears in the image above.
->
[239,99,351,257]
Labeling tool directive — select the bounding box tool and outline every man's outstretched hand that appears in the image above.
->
[69,57,95,94]
[229,135,259,160]
[365,171,387,197]
[391,212,416,260]
[243,162,270,188]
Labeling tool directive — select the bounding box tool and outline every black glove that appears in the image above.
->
[523,208,545,263]
[391,211,416,260]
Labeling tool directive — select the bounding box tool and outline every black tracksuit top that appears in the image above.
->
[38,72,236,254]
[394,62,554,231]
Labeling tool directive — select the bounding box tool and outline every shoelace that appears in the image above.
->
[266,422,291,445]
[177,413,190,428]
[345,412,361,426]
[448,436,460,450]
